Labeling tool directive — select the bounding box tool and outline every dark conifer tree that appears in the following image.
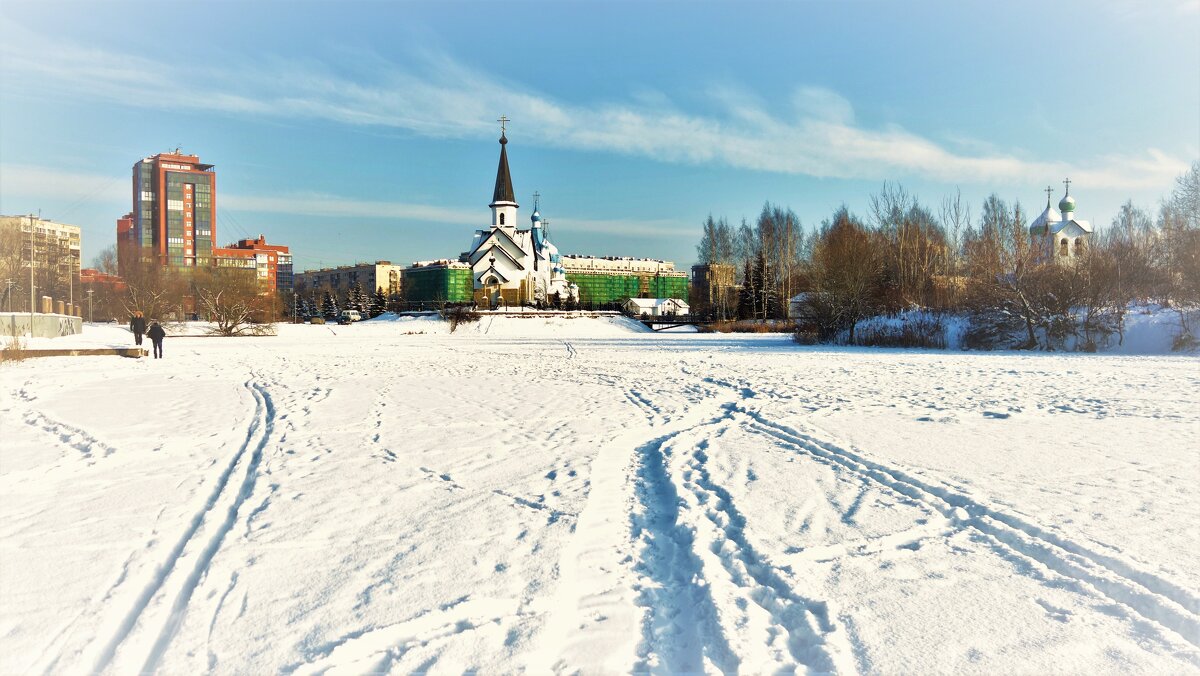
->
[321,290,339,318]
[738,259,757,320]
[369,287,387,317]
[346,282,367,315]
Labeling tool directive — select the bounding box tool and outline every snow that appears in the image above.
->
[1,316,1198,674]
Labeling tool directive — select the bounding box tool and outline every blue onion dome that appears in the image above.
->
[531,209,541,224]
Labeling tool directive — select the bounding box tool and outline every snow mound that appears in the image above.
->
[362,312,651,336]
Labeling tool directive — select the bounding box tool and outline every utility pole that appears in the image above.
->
[29,214,35,332]
[87,288,94,322]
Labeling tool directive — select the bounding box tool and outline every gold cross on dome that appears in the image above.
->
[498,116,509,134]
[1063,177,1072,194]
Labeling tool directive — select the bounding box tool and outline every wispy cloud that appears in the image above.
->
[0,164,690,240]
[0,26,1190,191]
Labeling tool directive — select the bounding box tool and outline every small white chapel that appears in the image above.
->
[1030,179,1093,262]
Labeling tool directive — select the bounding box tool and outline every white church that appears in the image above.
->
[464,129,578,307]
[1029,179,1093,262]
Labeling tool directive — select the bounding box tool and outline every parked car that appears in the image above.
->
[340,309,363,322]
[337,315,353,325]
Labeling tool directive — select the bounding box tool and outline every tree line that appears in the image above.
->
[693,161,1200,350]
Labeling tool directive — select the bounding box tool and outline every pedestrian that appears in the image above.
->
[147,320,166,359]
[130,311,147,346]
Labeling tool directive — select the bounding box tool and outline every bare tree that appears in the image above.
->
[92,245,119,275]
[939,187,971,277]
[809,207,884,342]
[193,268,275,336]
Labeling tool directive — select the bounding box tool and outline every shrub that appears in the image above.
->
[1,326,27,362]
[851,314,947,349]
[441,305,481,333]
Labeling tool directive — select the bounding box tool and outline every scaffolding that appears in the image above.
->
[402,264,473,304]
[567,272,688,306]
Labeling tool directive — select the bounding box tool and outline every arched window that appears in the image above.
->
[499,213,505,226]
[1060,238,1069,257]
[485,276,499,286]
[1075,238,1085,255]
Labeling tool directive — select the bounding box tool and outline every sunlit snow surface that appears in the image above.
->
[2,317,1198,674]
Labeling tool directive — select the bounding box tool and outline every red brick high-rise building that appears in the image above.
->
[120,150,215,274]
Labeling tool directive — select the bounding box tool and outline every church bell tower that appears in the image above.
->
[490,117,518,232]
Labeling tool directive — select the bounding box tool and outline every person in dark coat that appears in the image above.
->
[130,311,147,346]
[147,321,166,359]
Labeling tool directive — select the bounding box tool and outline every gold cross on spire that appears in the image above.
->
[498,115,509,135]
[1063,177,1072,195]
[1045,186,1054,204]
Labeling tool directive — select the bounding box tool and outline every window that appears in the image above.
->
[500,213,505,225]
[1075,238,1085,255]
[1060,239,1069,257]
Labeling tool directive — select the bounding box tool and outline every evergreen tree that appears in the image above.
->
[346,282,367,315]
[737,258,757,320]
[321,290,339,318]
[369,287,387,317]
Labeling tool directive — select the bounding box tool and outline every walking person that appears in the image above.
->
[147,320,166,359]
[130,311,147,346]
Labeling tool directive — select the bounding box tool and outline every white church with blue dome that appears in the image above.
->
[464,128,579,307]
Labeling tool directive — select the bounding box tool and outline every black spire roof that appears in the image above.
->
[491,134,517,207]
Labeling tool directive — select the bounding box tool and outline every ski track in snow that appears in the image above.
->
[82,379,275,674]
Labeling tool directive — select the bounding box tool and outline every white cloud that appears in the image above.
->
[0,27,1191,192]
[0,164,688,240]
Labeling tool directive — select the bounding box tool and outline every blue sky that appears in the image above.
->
[1,0,1197,272]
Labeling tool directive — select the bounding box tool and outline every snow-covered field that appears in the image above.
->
[2,316,1198,674]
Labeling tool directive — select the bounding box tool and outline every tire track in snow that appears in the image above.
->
[735,403,1200,657]
[87,380,274,674]
[631,425,740,674]
[672,428,855,673]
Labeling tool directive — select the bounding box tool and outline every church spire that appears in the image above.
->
[490,118,517,208]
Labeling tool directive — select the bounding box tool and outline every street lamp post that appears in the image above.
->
[28,214,35,334]
[87,289,94,323]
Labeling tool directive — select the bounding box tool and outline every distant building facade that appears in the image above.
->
[1,214,82,312]
[122,151,216,272]
[296,261,404,297]
[214,235,294,292]
[690,263,737,319]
